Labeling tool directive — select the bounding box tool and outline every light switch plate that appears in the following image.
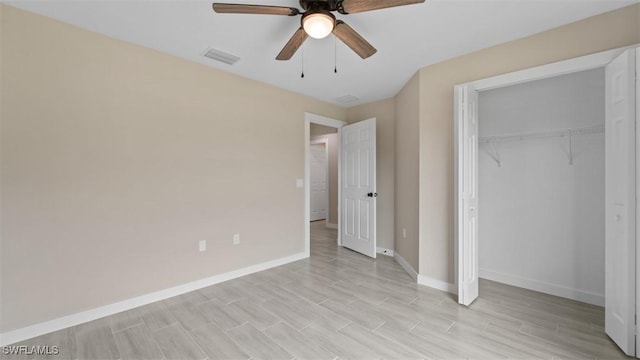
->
[296,179,304,188]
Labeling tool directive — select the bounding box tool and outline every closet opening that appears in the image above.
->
[477,68,605,306]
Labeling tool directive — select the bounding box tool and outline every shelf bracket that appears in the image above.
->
[487,138,501,167]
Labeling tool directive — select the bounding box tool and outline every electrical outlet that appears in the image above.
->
[233,234,240,245]
[199,240,206,252]
[402,228,407,239]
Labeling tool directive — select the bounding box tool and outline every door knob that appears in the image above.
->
[367,192,378,198]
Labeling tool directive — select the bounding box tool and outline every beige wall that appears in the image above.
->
[393,73,420,271]
[0,4,346,332]
[346,99,395,252]
[311,131,339,226]
[418,4,640,284]
[310,124,338,136]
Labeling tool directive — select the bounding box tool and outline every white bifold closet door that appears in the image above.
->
[604,48,636,357]
[455,85,479,306]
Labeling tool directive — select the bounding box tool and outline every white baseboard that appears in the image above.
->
[0,252,308,346]
[325,223,338,229]
[479,268,603,306]
[393,253,417,281]
[417,275,457,295]
[376,247,394,257]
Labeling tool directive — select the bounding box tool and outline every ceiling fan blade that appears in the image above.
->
[276,27,308,60]
[212,3,299,16]
[340,0,424,14]
[333,20,377,59]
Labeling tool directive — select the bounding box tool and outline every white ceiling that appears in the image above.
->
[6,0,637,106]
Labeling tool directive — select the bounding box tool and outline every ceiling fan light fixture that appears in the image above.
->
[302,11,335,39]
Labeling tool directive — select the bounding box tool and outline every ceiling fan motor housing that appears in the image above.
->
[299,0,346,13]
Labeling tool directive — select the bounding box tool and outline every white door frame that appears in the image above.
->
[305,113,347,257]
[454,45,638,305]
[310,138,330,222]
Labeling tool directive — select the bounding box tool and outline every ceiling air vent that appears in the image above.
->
[334,94,360,106]
[203,47,240,65]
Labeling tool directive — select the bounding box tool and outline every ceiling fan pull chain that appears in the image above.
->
[334,35,338,74]
[301,47,305,78]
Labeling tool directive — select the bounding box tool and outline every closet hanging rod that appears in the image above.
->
[479,124,604,144]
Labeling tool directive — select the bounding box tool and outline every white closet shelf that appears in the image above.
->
[479,124,604,144]
[479,124,604,167]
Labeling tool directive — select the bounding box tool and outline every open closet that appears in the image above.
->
[477,68,605,306]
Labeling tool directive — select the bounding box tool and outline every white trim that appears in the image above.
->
[394,253,417,281]
[305,112,346,252]
[0,252,307,346]
[376,247,394,257]
[305,113,346,128]
[471,45,638,91]
[325,222,338,229]
[636,46,640,357]
[479,268,604,306]
[418,275,457,295]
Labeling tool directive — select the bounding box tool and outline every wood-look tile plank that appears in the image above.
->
[190,323,250,360]
[225,323,293,360]
[259,298,321,331]
[229,299,279,330]
[520,323,628,359]
[113,324,165,360]
[411,320,509,359]
[166,303,211,332]
[108,309,144,332]
[199,283,245,304]
[373,323,465,359]
[300,322,380,360]
[279,282,329,304]
[447,322,549,359]
[151,323,206,360]
[75,319,120,360]
[138,302,178,331]
[263,322,335,360]
[318,298,385,330]
[34,328,78,360]
[483,323,593,360]
[338,322,423,359]
[381,299,454,332]
[197,298,247,331]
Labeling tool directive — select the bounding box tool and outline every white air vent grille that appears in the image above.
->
[203,48,240,65]
[334,94,360,105]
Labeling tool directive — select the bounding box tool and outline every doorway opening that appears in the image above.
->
[304,113,346,257]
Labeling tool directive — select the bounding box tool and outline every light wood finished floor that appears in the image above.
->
[5,220,631,359]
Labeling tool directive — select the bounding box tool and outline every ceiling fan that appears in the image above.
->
[212,0,425,60]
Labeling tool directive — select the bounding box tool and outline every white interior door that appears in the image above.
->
[455,85,479,306]
[310,143,328,221]
[605,49,636,357]
[341,118,376,258]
